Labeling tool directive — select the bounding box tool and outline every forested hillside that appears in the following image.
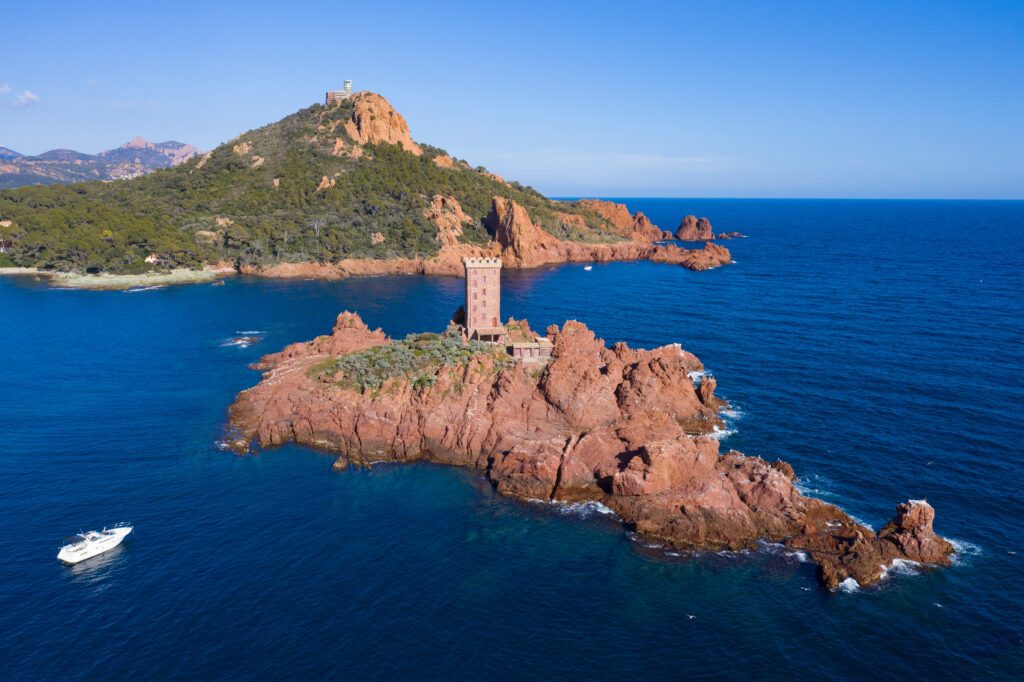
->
[0,94,621,273]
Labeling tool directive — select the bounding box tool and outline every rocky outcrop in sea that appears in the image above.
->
[227,312,953,589]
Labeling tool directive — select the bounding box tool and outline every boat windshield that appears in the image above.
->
[63,534,87,546]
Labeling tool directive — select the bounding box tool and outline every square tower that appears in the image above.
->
[463,257,505,342]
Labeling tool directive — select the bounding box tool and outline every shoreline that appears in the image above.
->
[0,265,232,290]
[0,241,731,290]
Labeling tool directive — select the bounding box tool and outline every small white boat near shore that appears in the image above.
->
[57,523,132,564]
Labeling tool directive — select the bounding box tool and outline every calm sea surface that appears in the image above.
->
[1,199,1022,679]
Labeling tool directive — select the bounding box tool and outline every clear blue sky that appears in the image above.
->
[2,0,1022,198]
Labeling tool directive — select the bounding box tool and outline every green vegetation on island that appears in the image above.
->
[309,325,509,393]
[0,97,621,274]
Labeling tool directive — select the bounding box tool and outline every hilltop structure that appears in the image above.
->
[325,81,354,105]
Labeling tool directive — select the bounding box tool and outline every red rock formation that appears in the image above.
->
[343,92,422,156]
[486,197,564,267]
[240,198,730,280]
[577,199,663,242]
[228,313,954,589]
[676,215,715,241]
[432,154,455,169]
[716,231,746,240]
[649,242,732,271]
[423,195,473,247]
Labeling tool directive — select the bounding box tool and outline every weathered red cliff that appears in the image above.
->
[242,197,730,280]
[342,92,422,156]
[577,199,664,242]
[228,313,953,589]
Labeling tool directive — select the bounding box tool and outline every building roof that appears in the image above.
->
[473,326,507,336]
[511,337,553,349]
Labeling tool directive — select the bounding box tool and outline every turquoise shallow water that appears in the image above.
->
[1,199,1022,679]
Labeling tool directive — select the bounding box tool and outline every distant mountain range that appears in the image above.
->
[0,137,202,189]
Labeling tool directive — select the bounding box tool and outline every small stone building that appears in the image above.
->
[510,337,553,363]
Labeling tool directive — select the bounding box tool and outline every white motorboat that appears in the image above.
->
[57,523,132,564]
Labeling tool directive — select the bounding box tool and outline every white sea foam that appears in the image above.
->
[756,540,810,563]
[720,404,744,420]
[881,558,922,580]
[687,369,709,381]
[625,532,666,549]
[530,499,618,520]
[709,424,737,441]
[715,548,754,557]
[124,285,166,293]
[837,577,860,593]
[793,473,842,501]
[555,500,617,518]
[948,537,983,566]
[221,338,257,348]
[235,330,264,335]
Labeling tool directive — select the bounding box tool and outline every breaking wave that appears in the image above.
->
[756,540,811,563]
[837,577,861,593]
[529,499,618,520]
[948,538,983,566]
[220,338,259,348]
[880,558,922,580]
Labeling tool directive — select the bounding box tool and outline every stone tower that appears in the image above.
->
[463,257,505,342]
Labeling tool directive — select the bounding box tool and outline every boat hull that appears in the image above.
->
[57,527,132,564]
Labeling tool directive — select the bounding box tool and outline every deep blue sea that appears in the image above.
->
[2,199,1022,679]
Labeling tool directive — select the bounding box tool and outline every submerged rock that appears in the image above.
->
[227,312,953,589]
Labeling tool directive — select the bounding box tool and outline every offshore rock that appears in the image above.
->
[228,312,954,589]
[649,242,733,271]
[675,215,715,241]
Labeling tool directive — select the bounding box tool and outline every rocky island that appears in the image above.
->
[227,258,953,590]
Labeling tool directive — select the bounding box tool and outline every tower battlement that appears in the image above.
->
[463,257,503,269]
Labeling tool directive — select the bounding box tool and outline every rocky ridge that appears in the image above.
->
[228,312,954,589]
[242,195,733,280]
[0,138,201,188]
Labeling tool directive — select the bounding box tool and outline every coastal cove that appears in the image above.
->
[2,199,1022,678]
